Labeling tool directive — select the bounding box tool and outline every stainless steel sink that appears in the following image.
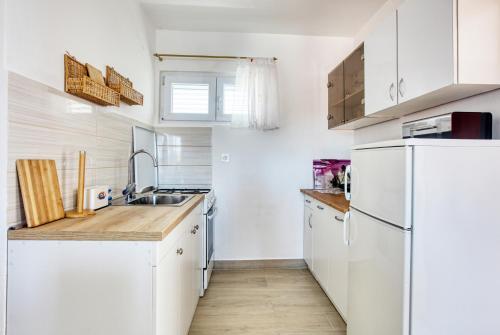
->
[126,194,193,207]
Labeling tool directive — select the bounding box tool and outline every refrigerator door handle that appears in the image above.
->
[345,165,352,201]
[343,211,351,246]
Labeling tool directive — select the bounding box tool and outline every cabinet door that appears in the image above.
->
[328,64,345,128]
[303,204,313,269]
[344,44,365,122]
[190,218,201,308]
[397,0,455,103]
[193,216,203,299]
[326,209,348,319]
[365,11,398,115]
[311,203,331,288]
[156,245,181,335]
[179,231,193,335]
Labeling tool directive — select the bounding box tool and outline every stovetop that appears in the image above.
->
[155,188,211,195]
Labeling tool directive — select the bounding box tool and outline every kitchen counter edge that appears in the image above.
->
[7,195,204,242]
[300,189,350,213]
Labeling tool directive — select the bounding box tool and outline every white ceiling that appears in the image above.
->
[141,0,388,37]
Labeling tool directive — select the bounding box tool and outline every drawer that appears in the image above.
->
[304,195,314,207]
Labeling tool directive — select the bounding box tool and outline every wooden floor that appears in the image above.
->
[188,268,347,335]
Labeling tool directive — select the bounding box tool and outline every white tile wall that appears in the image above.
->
[156,127,212,147]
[155,127,212,188]
[157,146,212,166]
[157,166,212,186]
[7,72,150,227]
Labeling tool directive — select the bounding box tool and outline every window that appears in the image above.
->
[216,76,237,122]
[160,72,239,122]
[161,72,216,121]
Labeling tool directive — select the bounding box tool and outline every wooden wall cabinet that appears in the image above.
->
[327,64,345,128]
[327,44,365,129]
[344,45,365,123]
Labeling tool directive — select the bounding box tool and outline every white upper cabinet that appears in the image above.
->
[397,0,455,103]
[343,0,500,127]
[457,0,500,85]
[365,11,398,115]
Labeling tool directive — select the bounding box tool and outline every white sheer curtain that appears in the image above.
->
[231,58,280,130]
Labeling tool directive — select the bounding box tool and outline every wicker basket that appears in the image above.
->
[64,55,120,107]
[106,66,144,106]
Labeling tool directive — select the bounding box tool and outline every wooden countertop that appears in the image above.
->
[300,189,350,213]
[8,195,204,241]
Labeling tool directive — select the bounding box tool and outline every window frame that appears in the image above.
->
[215,75,237,122]
[160,71,217,121]
[160,71,237,123]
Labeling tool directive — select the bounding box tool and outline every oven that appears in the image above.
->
[202,202,216,296]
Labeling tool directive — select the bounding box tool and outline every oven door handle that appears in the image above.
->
[207,207,217,220]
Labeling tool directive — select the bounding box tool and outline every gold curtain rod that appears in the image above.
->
[153,53,277,62]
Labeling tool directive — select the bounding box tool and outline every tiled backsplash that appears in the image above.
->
[7,72,150,227]
[155,127,212,189]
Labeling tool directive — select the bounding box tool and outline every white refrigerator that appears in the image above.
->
[345,139,500,335]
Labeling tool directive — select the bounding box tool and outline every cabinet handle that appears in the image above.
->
[317,205,324,210]
[343,212,350,246]
[176,248,184,255]
[308,214,312,229]
[389,83,395,101]
[398,78,405,98]
[305,199,311,204]
[194,225,200,230]
[191,228,197,235]
[334,215,343,222]
[327,114,333,121]
[327,81,333,89]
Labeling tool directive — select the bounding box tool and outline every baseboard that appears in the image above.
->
[214,259,307,270]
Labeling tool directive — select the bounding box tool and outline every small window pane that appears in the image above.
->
[171,83,209,114]
[222,83,236,115]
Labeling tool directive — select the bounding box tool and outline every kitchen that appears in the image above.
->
[1,0,500,335]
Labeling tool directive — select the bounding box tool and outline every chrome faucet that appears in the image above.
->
[123,149,158,202]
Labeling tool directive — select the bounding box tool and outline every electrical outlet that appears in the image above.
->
[221,153,230,163]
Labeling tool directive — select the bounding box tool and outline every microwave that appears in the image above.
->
[402,112,492,139]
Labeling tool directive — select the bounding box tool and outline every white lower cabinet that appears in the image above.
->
[304,196,348,321]
[156,241,182,335]
[156,212,201,335]
[303,198,313,268]
[326,207,348,319]
[311,202,331,287]
[7,203,204,335]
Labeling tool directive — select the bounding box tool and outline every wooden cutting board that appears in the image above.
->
[16,160,65,228]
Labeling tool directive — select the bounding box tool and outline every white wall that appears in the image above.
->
[155,30,354,260]
[0,0,7,332]
[5,0,155,125]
